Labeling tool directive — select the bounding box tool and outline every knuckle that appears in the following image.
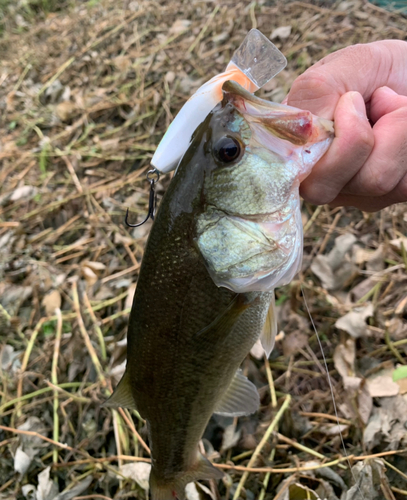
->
[344,126,374,160]
[364,165,396,196]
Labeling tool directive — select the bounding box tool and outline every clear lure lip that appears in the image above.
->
[151,29,287,174]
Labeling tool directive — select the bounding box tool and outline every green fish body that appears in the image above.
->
[105,82,334,500]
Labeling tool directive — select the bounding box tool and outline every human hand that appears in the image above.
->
[285,40,407,211]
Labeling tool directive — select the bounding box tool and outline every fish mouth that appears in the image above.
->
[222,80,333,146]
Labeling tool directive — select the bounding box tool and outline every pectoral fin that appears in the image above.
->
[102,370,137,410]
[260,292,277,358]
[214,370,259,417]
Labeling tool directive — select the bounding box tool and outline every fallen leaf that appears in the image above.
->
[82,261,106,272]
[55,101,77,122]
[364,396,407,450]
[270,26,292,40]
[169,19,191,34]
[282,331,308,357]
[81,265,98,286]
[114,232,134,246]
[396,378,407,395]
[389,236,407,250]
[393,365,407,395]
[318,424,349,436]
[1,344,21,372]
[395,295,407,315]
[221,424,241,453]
[14,446,32,475]
[333,337,355,379]
[10,185,37,202]
[112,55,131,72]
[42,289,61,315]
[185,483,201,500]
[120,462,151,492]
[165,71,176,84]
[53,476,93,500]
[335,303,374,338]
[366,369,399,398]
[349,278,376,302]
[344,459,393,499]
[37,466,59,500]
[311,234,357,290]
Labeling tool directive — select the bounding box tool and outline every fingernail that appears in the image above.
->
[350,91,367,119]
[378,86,397,96]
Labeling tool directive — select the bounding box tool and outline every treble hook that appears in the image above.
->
[125,168,160,228]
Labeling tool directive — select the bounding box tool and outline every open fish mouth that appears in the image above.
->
[222,80,333,144]
[222,80,334,181]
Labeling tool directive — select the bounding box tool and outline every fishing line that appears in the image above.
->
[300,283,365,499]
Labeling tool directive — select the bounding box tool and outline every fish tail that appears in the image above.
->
[150,453,224,500]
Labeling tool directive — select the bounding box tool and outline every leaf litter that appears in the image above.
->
[1,0,407,499]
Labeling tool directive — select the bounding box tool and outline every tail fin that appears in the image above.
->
[149,453,224,500]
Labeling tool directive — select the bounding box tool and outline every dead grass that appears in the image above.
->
[1,0,407,499]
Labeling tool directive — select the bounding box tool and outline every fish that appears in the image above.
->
[104,80,334,500]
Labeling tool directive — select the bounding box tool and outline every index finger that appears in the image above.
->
[286,40,407,119]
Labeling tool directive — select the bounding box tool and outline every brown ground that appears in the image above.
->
[1,1,407,499]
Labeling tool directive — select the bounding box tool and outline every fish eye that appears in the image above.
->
[214,137,242,163]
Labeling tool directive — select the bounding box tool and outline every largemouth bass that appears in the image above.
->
[105,81,334,500]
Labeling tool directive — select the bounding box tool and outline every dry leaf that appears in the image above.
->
[221,424,241,453]
[82,261,106,272]
[22,484,36,499]
[10,185,37,202]
[114,232,134,246]
[282,330,308,357]
[392,365,407,394]
[81,265,98,286]
[42,289,61,315]
[169,19,191,34]
[53,476,93,500]
[333,337,355,379]
[366,369,399,398]
[396,378,407,395]
[55,101,77,122]
[37,466,59,500]
[390,236,407,250]
[311,234,357,290]
[120,462,151,492]
[14,446,32,475]
[364,395,407,450]
[318,424,349,436]
[270,26,292,40]
[344,459,393,500]
[185,483,201,500]
[335,303,374,338]
[250,338,264,360]
[395,295,407,315]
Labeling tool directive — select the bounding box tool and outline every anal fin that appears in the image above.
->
[102,370,137,410]
[260,291,277,358]
[214,370,259,417]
